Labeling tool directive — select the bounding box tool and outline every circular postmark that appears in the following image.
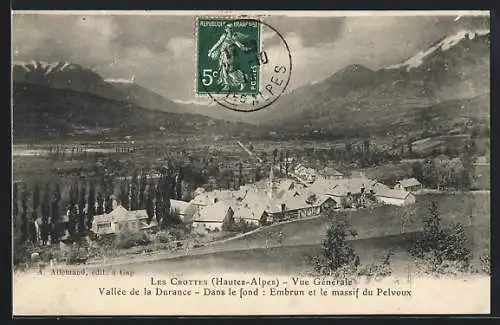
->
[198,17,292,113]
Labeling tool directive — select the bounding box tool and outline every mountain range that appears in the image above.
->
[12,82,261,141]
[12,29,490,141]
[12,61,262,140]
[12,61,191,115]
[249,29,490,131]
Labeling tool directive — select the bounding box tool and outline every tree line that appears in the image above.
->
[411,156,474,190]
[13,168,185,247]
[282,140,403,170]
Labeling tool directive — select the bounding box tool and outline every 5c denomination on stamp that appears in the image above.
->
[196,17,292,112]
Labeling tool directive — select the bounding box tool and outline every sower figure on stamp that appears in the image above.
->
[208,23,252,91]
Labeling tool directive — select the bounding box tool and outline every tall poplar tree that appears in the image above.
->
[145,185,155,224]
[78,184,87,235]
[86,182,96,230]
[50,183,61,242]
[20,183,29,242]
[32,183,40,221]
[96,191,104,215]
[67,183,77,238]
[155,184,163,225]
[119,181,129,209]
[41,183,51,244]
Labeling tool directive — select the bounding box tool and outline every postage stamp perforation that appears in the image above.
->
[194,15,264,99]
[195,16,292,112]
[196,16,263,97]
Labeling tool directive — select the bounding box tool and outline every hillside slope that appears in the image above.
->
[259,29,490,129]
[13,61,194,115]
[105,80,192,115]
[13,61,126,102]
[12,83,256,141]
[254,93,489,141]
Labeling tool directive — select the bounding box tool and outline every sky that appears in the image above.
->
[12,12,489,102]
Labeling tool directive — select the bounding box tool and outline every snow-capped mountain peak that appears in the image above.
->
[385,29,490,72]
[13,60,82,75]
[105,77,135,84]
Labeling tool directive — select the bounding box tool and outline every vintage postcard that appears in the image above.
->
[11,10,491,315]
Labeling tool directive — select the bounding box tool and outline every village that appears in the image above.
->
[89,159,422,238]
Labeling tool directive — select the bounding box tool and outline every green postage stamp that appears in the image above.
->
[196,18,261,95]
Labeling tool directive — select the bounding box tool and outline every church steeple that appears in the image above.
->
[267,166,277,199]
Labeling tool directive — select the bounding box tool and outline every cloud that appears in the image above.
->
[166,37,195,59]
[263,16,345,47]
[109,15,194,54]
[12,14,117,67]
[12,13,489,102]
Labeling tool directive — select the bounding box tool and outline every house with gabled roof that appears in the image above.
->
[317,167,344,180]
[375,187,416,206]
[394,177,422,192]
[233,203,266,226]
[170,199,197,224]
[189,189,245,208]
[192,201,235,232]
[91,205,156,235]
[326,177,373,206]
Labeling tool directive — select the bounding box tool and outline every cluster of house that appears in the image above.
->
[292,163,317,183]
[90,165,423,236]
[188,180,336,232]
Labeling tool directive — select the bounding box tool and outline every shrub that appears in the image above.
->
[308,256,360,281]
[115,230,151,249]
[95,233,117,247]
[480,254,491,275]
[358,250,393,281]
[67,246,89,265]
[309,209,396,282]
[156,231,174,244]
[166,226,189,241]
[13,242,31,267]
[414,253,471,276]
[310,212,360,276]
[224,219,259,233]
[409,201,472,275]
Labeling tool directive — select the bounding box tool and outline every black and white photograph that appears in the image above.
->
[11,10,491,315]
